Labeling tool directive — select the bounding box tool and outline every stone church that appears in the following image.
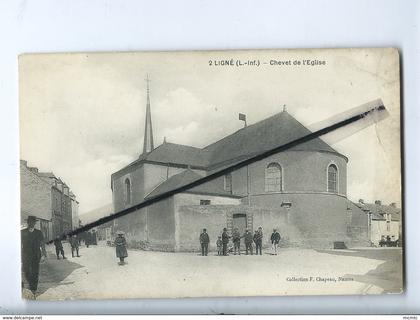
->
[111,80,369,251]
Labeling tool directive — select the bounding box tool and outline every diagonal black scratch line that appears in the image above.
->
[48,104,386,244]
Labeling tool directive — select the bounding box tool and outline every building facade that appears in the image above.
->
[20,160,78,240]
[20,160,53,240]
[356,199,401,246]
[70,192,80,230]
[110,83,372,251]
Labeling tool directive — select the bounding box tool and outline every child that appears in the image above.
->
[216,236,222,256]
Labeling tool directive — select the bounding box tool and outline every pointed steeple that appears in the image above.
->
[143,74,154,154]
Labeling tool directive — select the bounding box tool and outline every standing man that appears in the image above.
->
[53,237,66,260]
[21,215,47,298]
[271,228,281,255]
[244,229,254,255]
[216,236,223,256]
[221,228,230,256]
[199,228,210,256]
[254,227,263,255]
[92,230,98,245]
[69,235,80,258]
[85,231,91,248]
[232,227,242,255]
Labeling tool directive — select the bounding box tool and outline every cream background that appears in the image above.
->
[0,0,418,313]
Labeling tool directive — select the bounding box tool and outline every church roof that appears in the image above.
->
[113,110,346,177]
[145,169,239,200]
[139,142,209,168]
[203,110,345,169]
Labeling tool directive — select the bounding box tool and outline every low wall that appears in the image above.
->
[175,204,304,252]
[114,197,177,252]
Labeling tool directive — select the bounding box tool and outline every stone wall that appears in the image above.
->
[112,162,207,213]
[115,196,177,251]
[249,192,370,248]
[112,164,146,213]
[208,150,348,198]
[175,203,304,252]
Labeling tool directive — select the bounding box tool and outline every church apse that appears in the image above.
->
[110,76,370,251]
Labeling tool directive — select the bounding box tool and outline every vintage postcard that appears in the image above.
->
[19,48,402,300]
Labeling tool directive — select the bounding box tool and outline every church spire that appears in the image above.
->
[142,74,154,154]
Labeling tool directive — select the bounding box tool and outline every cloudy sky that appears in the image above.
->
[19,49,401,214]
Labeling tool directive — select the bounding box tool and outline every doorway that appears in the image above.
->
[232,213,247,235]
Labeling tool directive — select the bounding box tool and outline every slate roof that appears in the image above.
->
[113,110,346,176]
[139,142,209,168]
[145,169,240,200]
[203,110,345,168]
[355,202,401,221]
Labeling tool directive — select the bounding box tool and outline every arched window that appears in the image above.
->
[224,173,232,194]
[327,164,338,193]
[265,162,282,192]
[125,178,131,204]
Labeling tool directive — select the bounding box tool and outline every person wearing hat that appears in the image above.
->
[232,227,242,255]
[270,228,281,255]
[115,231,128,265]
[21,215,47,298]
[243,228,254,255]
[221,227,230,256]
[199,228,210,256]
[254,227,263,255]
[53,236,67,260]
[69,234,80,258]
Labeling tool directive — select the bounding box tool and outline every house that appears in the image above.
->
[20,160,78,240]
[356,199,401,246]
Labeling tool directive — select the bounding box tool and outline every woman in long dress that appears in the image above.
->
[115,231,128,265]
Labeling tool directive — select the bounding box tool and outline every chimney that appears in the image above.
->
[374,200,382,205]
[358,199,364,204]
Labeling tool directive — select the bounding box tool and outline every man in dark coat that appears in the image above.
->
[69,235,80,257]
[244,229,254,255]
[221,228,230,256]
[53,237,66,260]
[85,231,92,248]
[254,227,263,255]
[232,227,242,255]
[199,228,210,256]
[21,216,47,297]
[271,228,281,255]
[115,231,128,265]
[91,230,98,245]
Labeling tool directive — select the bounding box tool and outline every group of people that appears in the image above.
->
[21,215,90,299]
[200,227,282,256]
[21,215,129,299]
[53,234,81,260]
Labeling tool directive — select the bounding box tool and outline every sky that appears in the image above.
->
[19,49,401,214]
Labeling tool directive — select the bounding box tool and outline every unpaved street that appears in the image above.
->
[35,242,401,300]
